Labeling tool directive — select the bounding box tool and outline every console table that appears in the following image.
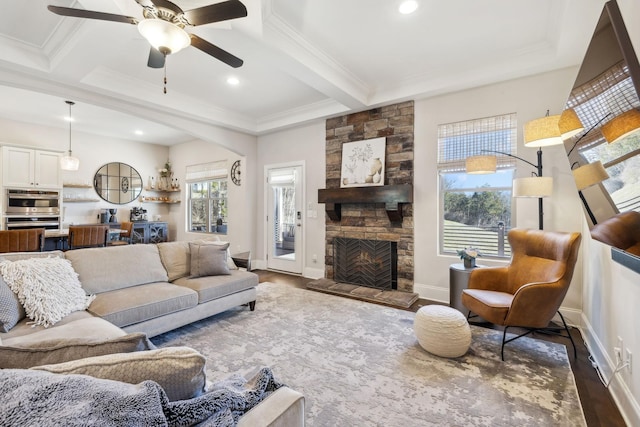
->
[131,221,168,244]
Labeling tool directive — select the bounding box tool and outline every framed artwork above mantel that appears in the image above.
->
[340,137,385,188]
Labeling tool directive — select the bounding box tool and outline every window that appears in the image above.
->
[186,161,228,234]
[566,62,640,211]
[437,113,517,258]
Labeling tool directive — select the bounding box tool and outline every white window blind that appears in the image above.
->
[437,113,518,172]
[566,61,639,151]
[185,161,227,182]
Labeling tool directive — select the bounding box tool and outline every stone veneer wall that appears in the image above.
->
[324,101,414,292]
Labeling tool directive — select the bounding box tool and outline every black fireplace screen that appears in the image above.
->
[333,238,398,290]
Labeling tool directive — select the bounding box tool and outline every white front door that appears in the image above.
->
[266,164,303,274]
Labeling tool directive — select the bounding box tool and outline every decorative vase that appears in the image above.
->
[370,157,382,175]
[463,258,476,269]
[372,171,381,184]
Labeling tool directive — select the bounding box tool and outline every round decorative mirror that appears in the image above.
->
[94,162,143,204]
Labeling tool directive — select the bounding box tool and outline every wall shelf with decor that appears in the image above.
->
[63,198,101,203]
[141,187,181,204]
[63,182,100,203]
[143,187,181,193]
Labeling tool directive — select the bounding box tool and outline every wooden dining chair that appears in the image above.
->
[0,228,45,253]
[108,221,133,246]
[68,225,110,250]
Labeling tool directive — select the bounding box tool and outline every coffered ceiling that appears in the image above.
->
[0,0,605,144]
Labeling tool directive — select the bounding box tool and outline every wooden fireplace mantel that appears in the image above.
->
[317,184,413,222]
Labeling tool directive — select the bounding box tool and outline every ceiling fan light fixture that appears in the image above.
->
[138,19,190,55]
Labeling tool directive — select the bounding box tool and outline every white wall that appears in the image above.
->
[0,118,171,227]
[255,121,326,278]
[412,67,585,320]
[168,138,257,254]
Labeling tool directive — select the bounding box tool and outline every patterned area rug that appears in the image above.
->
[151,282,586,426]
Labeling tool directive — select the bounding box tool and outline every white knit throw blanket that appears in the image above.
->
[0,258,94,328]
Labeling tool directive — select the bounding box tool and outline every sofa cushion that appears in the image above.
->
[196,238,238,270]
[0,251,64,262]
[87,282,198,328]
[31,346,207,401]
[189,242,230,277]
[0,310,95,340]
[157,240,191,281]
[2,316,125,347]
[65,244,168,294]
[0,273,24,332]
[173,270,259,304]
[0,330,154,369]
[0,257,94,328]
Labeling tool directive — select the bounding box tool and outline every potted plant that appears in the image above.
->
[457,247,481,269]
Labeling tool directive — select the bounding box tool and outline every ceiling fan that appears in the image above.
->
[47,0,247,70]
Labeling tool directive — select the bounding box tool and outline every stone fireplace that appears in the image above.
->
[321,101,414,292]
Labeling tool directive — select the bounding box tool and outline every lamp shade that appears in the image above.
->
[512,177,553,198]
[465,155,497,174]
[523,115,564,147]
[558,109,584,140]
[601,109,640,144]
[60,154,80,171]
[138,19,190,54]
[572,161,609,190]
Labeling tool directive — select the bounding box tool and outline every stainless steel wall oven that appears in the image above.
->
[4,189,61,230]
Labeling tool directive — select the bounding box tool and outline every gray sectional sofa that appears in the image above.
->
[0,243,304,426]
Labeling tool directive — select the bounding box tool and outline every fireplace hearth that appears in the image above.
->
[333,237,398,291]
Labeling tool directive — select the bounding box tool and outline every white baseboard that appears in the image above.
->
[252,259,266,271]
[303,267,324,279]
[413,282,448,304]
[251,260,323,280]
[556,306,582,328]
[580,315,639,427]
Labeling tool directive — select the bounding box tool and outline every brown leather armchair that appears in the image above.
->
[590,211,640,256]
[0,228,45,253]
[461,229,582,360]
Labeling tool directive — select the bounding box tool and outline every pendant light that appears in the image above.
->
[60,100,80,171]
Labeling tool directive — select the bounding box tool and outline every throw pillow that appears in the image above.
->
[197,237,238,270]
[189,242,231,277]
[157,241,191,281]
[0,257,95,328]
[0,332,155,369]
[31,346,207,401]
[0,273,25,333]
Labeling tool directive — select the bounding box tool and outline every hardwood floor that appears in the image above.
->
[255,270,627,427]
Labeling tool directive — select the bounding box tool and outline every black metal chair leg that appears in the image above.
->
[501,327,508,361]
[557,311,577,359]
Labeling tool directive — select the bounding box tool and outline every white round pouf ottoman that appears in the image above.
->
[414,305,471,358]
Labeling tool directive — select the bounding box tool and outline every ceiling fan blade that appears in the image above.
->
[147,47,165,68]
[183,0,247,26]
[47,5,138,24]
[134,0,156,8]
[189,34,243,68]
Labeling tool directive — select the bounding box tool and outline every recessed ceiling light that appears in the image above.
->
[399,0,418,14]
[134,130,144,136]
[227,76,240,86]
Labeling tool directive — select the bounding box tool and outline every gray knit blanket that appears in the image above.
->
[0,367,283,427]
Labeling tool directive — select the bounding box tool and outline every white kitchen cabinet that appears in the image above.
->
[2,146,62,189]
